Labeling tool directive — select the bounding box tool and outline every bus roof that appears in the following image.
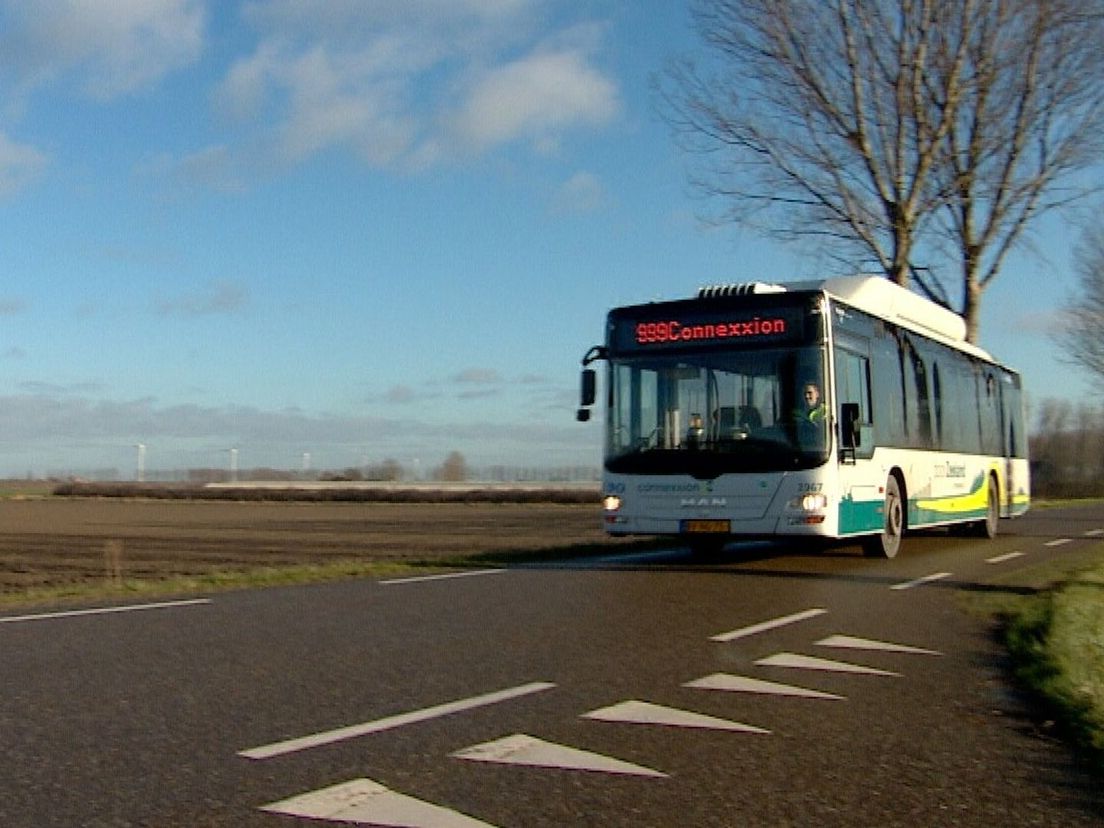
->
[698,275,995,362]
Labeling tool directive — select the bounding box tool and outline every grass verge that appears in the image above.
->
[1004,563,1104,771]
[0,560,425,611]
[0,538,665,612]
[965,544,1104,775]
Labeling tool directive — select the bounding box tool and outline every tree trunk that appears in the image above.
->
[962,269,981,344]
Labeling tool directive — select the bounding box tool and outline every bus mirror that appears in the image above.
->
[576,407,591,423]
[580,368,597,407]
[841,403,861,448]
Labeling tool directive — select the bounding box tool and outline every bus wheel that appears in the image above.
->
[863,475,904,559]
[976,475,999,539]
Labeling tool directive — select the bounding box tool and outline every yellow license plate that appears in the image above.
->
[682,519,731,534]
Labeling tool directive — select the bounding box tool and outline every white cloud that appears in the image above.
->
[453,368,503,385]
[241,0,535,43]
[451,50,619,153]
[156,281,249,317]
[0,391,597,475]
[0,131,47,195]
[209,1,619,173]
[551,170,607,215]
[385,385,418,404]
[0,0,204,100]
[0,295,27,315]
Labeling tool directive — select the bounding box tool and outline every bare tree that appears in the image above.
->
[1055,225,1104,390]
[435,451,468,482]
[662,0,1104,342]
[925,0,1104,341]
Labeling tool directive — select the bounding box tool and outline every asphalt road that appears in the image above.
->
[2,505,1104,827]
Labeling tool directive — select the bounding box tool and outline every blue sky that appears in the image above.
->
[0,1,1094,479]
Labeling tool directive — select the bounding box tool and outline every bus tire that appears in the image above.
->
[863,474,904,559]
[975,474,999,539]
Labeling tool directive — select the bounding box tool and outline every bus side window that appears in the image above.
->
[835,347,873,457]
[907,340,932,448]
[933,362,943,447]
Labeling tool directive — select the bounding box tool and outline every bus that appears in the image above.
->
[575,276,1029,558]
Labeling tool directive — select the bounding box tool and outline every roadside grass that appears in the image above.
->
[963,543,1104,774]
[1004,563,1104,770]
[415,537,669,569]
[0,561,424,611]
[0,538,665,612]
[0,480,56,500]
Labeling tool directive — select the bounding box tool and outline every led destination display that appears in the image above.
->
[609,303,807,354]
[634,317,788,345]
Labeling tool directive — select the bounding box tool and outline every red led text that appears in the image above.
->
[635,317,787,345]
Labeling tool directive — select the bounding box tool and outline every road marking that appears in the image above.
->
[710,607,827,642]
[0,598,210,625]
[452,734,667,778]
[381,569,506,586]
[261,778,496,827]
[986,551,1025,564]
[1044,538,1073,548]
[582,699,770,734]
[240,681,555,760]
[1086,529,1104,537]
[890,571,951,591]
[756,652,900,677]
[684,673,843,701]
[815,635,941,656]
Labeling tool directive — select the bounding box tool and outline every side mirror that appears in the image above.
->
[576,369,596,422]
[841,403,861,448]
[579,368,596,407]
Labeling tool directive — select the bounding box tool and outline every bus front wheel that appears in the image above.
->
[863,475,904,559]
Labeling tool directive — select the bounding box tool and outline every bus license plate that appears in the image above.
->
[682,519,731,534]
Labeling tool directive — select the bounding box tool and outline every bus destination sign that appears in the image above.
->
[612,305,805,353]
[635,316,787,345]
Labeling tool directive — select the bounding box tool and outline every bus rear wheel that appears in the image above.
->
[975,475,999,539]
[863,474,904,559]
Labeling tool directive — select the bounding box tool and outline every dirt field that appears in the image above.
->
[0,497,613,597]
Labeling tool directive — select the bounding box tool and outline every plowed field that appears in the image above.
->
[0,498,611,596]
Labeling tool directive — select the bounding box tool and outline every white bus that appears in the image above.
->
[576,276,1029,557]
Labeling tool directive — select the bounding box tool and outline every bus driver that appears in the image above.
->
[797,381,826,423]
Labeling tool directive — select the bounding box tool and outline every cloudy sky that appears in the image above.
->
[0,1,1093,478]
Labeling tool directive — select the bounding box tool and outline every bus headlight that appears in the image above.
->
[802,493,827,511]
[792,493,828,512]
[602,495,623,512]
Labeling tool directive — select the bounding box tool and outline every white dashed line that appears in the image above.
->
[1086,529,1104,537]
[381,569,506,585]
[986,551,1025,564]
[240,681,555,760]
[1044,538,1073,548]
[710,607,827,642]
[890,572,951,591]
[0,598,210,625]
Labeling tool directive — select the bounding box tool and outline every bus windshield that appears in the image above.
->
[606,346,830,476]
